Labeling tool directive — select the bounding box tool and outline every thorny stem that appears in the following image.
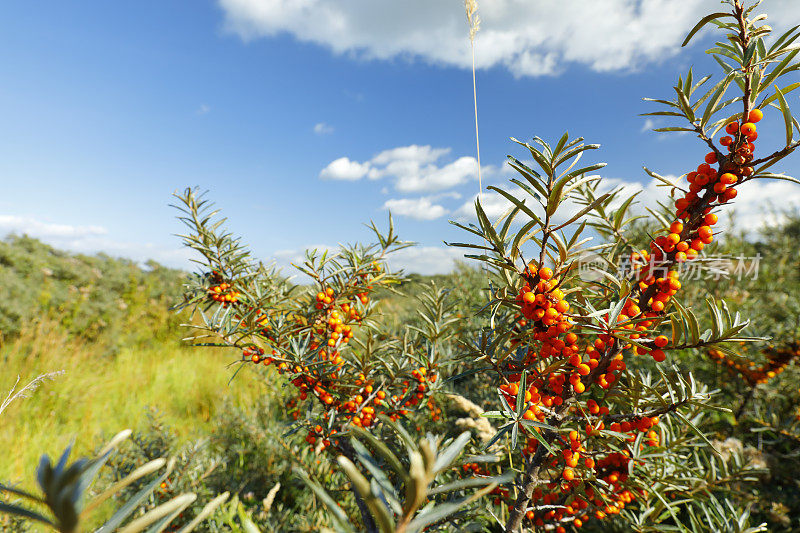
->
[735,1,753,125]
[749,139,800,166]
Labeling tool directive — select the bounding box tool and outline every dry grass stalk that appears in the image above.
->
[0,370,64,416]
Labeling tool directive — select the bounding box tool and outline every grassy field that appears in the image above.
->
[0,317,268,484]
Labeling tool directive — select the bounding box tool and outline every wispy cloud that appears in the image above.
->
[313,122,334,135]
[196,103,211,115]
[383,197,449,220]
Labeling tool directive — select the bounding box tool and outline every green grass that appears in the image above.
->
[0,318,268,485]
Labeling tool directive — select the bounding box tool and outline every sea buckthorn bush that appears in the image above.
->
[163,2,800,532]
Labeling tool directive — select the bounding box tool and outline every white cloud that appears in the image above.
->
[313,122,334,135]
[728,178,800,232]
[454,191,514,220]
[641,118,657,133]
[320,144,484,193]
[383,197,448,221]
[217,0,800,77]
[197,104,211,115]
[320,156,371,180]
[371,145,449,166]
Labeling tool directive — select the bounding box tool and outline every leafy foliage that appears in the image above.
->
[0,430,228,532]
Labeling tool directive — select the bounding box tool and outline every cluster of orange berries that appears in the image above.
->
[398,366,439,409]
[500,255,677,529]
[720,109,762,166]
[625,111,762,325]
[242,345,267,364]
[708,342,799,387]
[208,281,240,306]
[517,421,658,530]
[313,291,358,348]
[673,110,762,223]
[516,266,570,327]
[519,474,642,530]
[617,113,763,365]
[462,462,490,476]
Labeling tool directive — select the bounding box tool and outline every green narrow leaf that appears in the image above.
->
[758,49,800,93]
[176,492,230,533]
[0,502,55,527]
[351,428,408,480]
[293,468,354,532]
[118,494,197,533]
[774,85,794,146]
[701,73,734,127]
[682,13,733,47]
[337,457,394,533]
[433,432,472,474]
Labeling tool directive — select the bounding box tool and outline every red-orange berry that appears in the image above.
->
[740,122,756,136]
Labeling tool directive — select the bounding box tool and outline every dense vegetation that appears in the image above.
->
[3,206,800,531]
[4,1,800,531]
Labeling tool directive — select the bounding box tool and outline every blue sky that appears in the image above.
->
[2,0,800,274]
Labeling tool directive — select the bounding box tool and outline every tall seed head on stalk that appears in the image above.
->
[465,0,480,42]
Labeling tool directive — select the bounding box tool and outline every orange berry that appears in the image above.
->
[523,291,536,304]
[539,267,554,280]
[725,122,739,134]
[704,152,717,164]
[669,221,683,234]
[748,108,763,123]
[654,335,668,348]
[740,122,756,136]
[563,467,575,481]
[651,349,666,362]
